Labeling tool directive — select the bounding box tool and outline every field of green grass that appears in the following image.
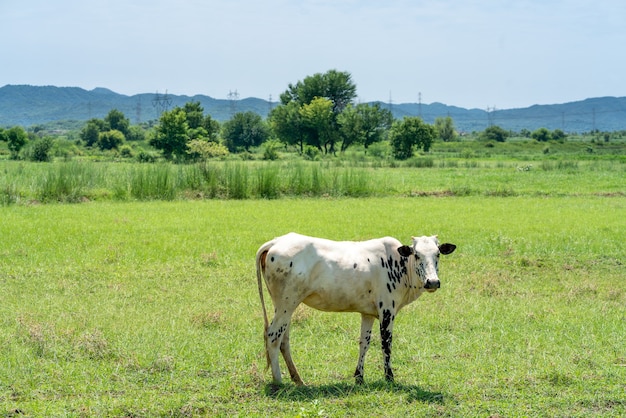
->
[1,138,625,416]
[1,193,625,416]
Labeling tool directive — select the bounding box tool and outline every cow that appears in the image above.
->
[255,232,456,385]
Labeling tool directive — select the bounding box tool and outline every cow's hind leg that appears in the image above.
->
[280,324,304,385]
[354,314,375,384]
[266,307,298,385]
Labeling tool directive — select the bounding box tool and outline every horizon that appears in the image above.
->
[3,83,624,111]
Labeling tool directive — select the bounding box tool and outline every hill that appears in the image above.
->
[1,84,625,133]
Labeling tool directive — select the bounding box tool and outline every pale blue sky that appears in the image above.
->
[1,0,625,109]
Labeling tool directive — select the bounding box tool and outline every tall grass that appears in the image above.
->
[0,157,624,205]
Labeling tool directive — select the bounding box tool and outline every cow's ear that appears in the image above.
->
[397,245,413,257]
[439,243,456,255]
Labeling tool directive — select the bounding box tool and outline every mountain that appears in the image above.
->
[1,84,625,133]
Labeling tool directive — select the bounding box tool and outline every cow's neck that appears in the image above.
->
[400,256,425,308]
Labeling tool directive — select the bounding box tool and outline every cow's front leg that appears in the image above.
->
[379,308,395,383]
[354,314,375,384]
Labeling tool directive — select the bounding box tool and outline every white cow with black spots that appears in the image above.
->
[256,232,456,385]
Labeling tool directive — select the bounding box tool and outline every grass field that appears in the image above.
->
[1,194,625,416]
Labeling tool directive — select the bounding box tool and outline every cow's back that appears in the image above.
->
[262,233,403,314]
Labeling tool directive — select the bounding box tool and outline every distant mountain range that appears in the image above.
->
[1,84,625,133]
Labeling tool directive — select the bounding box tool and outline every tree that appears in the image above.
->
[104,109,130,138]
[389,117,436,160]
[280,69,357,114]
[531,127,552,142]
[299,97,335,153]
[187,139,229,160]
[222,111,269,152]
[269,101,308,152]
[552,129,566,141]
[150,108,190,159]
[338,103,392,152]
[6,126,28,159]
[97,129,125,150]
[80,118,107,147]
[29,137,54,162]
[434,116,457,142]
[480,125,510,142]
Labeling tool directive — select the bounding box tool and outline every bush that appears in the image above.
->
[28,137,54,162]
[262,139,282,161]
[119,144,134,158]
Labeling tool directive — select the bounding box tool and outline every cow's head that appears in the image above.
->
[397,236,456,292]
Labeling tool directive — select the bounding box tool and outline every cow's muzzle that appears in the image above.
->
[424,279,440,292]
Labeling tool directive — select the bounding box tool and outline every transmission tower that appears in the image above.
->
[152,90,172,118]
[486,106,497,127]
[135,97,142,125]
[268,94,273,115]
[388,91,393,115]
[418,92,422,118]
[228,89,239,116]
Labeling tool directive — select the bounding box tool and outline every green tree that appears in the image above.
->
[150,108,190,159]
[29,136,54,162]
[104,109,130,138]
[269,101,308,152]
[222,111,269,152]
[552,129,566,141]
[6,126,28,159]
[97,129,125,150]
[480,125,510,142]
[434,116,457,142]
[389,117,436,160]
[299,97,335,153]
[531,127,551,142]
[80,119,107,147]
[338,103,392,152]
[280,69,357,114]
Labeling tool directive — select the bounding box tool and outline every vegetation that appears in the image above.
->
[0,196,624,416]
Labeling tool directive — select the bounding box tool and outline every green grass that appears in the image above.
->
[1,196,625,416]
[1,157,625,204]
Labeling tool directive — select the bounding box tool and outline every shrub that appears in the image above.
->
[119,144,134,158]
[262,139,282,161]
[28,137,54,162]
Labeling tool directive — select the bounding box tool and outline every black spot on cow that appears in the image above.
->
[386,283,392,293]
[379,301,383,309]
[271,256,275,262]
[367,258,371,263]
[289,261,293,268]
[354,263,357,269]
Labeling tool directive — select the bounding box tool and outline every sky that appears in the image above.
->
[1,0,625,110]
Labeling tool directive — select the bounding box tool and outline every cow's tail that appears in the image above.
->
[256,239,274,370]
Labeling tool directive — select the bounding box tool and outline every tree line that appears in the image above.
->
[1,69,591,162]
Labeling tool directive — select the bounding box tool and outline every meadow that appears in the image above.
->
[0,140,625,416]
